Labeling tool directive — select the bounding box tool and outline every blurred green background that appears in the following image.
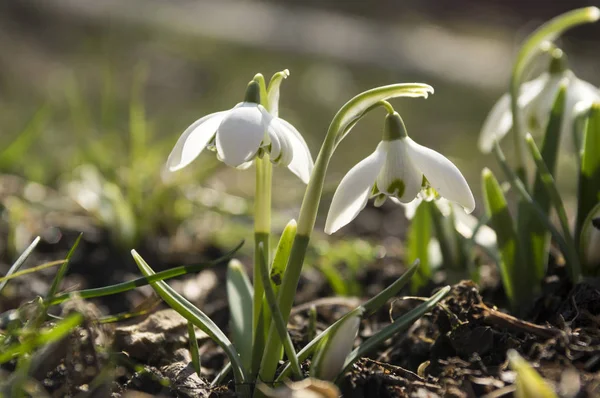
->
[0,0,598,248]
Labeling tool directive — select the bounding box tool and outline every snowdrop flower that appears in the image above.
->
[479,53,600,153]
[166,81,313,183]
[325,111,475,234]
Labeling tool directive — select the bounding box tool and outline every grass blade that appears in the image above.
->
[525,133,580,280]
[335,286,451,383]
[482,168,525,307]
[522,84,566,281]
[0,237,41,294]
[48,240,243,305]
[0,261,66,285]
[275,261,419,382]
[0,313,83,364]
[130,250,249,395]
[227,259,253,372]
[257,242,302,380]
[46,233,82,300]
[188,322,201,377]
[492,142,579,282]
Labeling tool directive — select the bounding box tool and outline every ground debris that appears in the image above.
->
[114,309,208,363]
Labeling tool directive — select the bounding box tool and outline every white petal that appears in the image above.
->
[271,118,314,183]
[564,77,600,129]
[215,103,270,167]
[324,143,386,234]
[478,74,548,153]
[166,111,226,171]
[528,73,565,132]
[397,197,423,220]
[267,124,282,161]
[375,139,422,203]
[405,138,475,213]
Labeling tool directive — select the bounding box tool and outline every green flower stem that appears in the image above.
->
[509,6,599,175]
[253,157,272,361]
[525,134,581,281]
[251,72,273,376]
[258,84,433,384]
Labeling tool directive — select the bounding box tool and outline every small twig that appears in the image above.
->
[477,302,561,339]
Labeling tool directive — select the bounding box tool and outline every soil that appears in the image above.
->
[1,179,600,397]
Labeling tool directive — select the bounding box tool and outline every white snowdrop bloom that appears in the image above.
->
[479,55,600,153]
[325,112,475,235]
[166,82,313,183]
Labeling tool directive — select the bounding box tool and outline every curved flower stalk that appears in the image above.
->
[479,51,600,153]
[165,80,313,183]
[325,109,475,234]
[259,83,434,383]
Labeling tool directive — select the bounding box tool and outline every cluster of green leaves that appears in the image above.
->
[406,7,600,311]
[481,10,600,309]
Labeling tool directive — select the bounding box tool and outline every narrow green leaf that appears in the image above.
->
[46,233,82,300]
[524,84,567,281]
[335,286,451,383]
[525,134,580,280]
[406,201,432,293]
[482,168,524,306]
[0,261,64,285]
[0,313,83,364]
[256,219,297,371]
[257,243,302,380]
[130,250,249,394]
[227,259,253,372]
[266,69,290,117]
[0,237,41,294]
[188,322,201,377]
[576,103,600,241]
[48,241,243,306]
[492,143,579,283]
[275,261,419,382]
[269,220,297,298]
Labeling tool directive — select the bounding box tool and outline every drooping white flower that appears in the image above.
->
[325,112,475,235]
[479,55,600,153]
[166,82,313,183]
